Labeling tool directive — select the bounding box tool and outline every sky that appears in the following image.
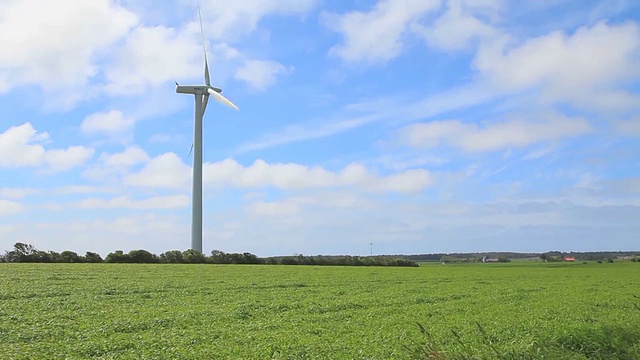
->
[1,0,639,257]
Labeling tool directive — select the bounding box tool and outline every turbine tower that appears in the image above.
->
[176,6,238,253]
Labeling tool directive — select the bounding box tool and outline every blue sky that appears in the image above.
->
[1,0,639,257]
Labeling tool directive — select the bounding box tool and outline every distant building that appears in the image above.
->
[563,257,575,261]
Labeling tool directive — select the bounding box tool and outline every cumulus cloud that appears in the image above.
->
[247,199,303,217]
[54,186,104,195]
[104,25,202,95]
[0,123,47,168]
[399,115,592,152]
[0,0,137,101]
[83,146,150,181]
[0,199,24,216]
[76,195,189,210]
[0,123,92,171]
[234,60,291,91]
[201,0,318,41]
[124,152,191,189]
[413,0,499,51]
[121,153,432,193]
[474,21,640,109]
[371,169,434,193]
[615,117,640,136]
[103,146,150,167]
[81,110,135,138]
[322,0,441,63]
[0,1,320,107]
[44,146,95,173]
[236,114,381,153]
[0,188,41,199]
[204,158,432,193]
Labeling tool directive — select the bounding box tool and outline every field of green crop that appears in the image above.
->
[1,262,639,359]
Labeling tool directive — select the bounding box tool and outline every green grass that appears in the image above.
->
[0,262,638,359]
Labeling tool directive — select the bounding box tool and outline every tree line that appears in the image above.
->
[399,251,640,262]
[0,243,419,267]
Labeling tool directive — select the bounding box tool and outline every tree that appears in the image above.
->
[209,250,230,264]
[127,249,158,263]
[47,251,62,263]
[3,251,17,263]
[105,250,129,263]
[540,254,548,262]
[160,250,184,263]
[182,249,206,263]
[228,253,246,264]
[84,252,103,263]
[9,242,37,262]
[34,251,55,263]
[280,256,299,265]
[61,251,82,263]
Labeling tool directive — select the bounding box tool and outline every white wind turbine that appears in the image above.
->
[176,6,238,253]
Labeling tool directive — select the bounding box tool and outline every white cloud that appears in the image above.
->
[54,186,104,195]
[0,123,91,171]
[245,192,381,220]
[149,133,181,144]
[236,114,381,153]
[247,200,302,217]
[83,146,149,181]
[0,188,41,199]
[201,0,318,41]
[371,169,434,193]
[124,152,191,189]
[81,110,135,137]
[400,114,592,152]
[0,199,24,216]
[102,146,150,167]
[204,158,432,193]
[0,123,47,168]
[123,154,431,193]
[413,0,499,51]
[0,0,137,99]
[104,25,202,95]
[474,21,640,109]
[305,20,638,146]
[322,0,441,62]
[234,60,291,91]
[615,117,640,136]
[44,146,94,173]
[76,195,188,210]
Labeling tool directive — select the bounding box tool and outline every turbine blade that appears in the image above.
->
[189,143,194,157]
[198,3,210,86]
[202,94,210,115]
[208,88,239,110]
[204,59,210,87]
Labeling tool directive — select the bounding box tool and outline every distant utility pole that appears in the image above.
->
[370,242,373,256]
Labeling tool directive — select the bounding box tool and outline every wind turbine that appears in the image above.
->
[176,5,238,254]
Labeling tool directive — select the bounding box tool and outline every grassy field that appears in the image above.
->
[0,262,639,359]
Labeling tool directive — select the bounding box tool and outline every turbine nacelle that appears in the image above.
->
[175,85,222,95]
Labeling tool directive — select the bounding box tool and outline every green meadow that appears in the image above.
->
[0,262,638,359]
